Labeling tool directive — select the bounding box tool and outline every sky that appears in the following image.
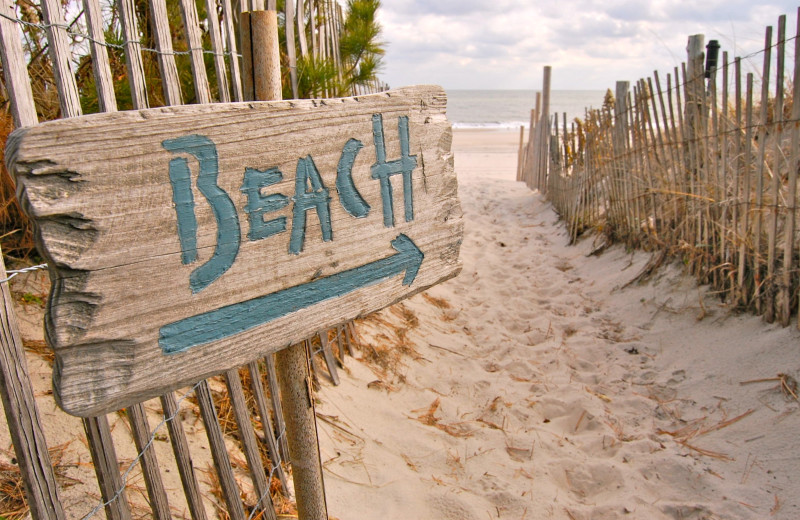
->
[375,0,799,90]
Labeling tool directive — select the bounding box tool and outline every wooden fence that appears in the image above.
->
[0,0,386,518]
[520,9,800,329]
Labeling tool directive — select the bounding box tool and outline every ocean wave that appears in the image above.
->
[451,121,530,130]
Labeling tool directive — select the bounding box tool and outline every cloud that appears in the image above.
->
[375,0,798,90]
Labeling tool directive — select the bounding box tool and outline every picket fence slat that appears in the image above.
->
[0,255,65,519]
[196,380,247,520]
[82,0,118,112]
[247,361,289,492]
[160,392,210,520]
[206,0,232,102]
[224,369,277,519]
[0,0,37,126]
[40,0,82,117]
[126,403,172,519]
[149,0,184,106]
[83,415,132,519]
[117,0,149,109]
[179,0,212,103]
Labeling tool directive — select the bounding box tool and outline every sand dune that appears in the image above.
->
[318,129,800,520]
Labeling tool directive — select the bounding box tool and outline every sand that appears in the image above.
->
[316,128,800,520]
[1,128,798,519]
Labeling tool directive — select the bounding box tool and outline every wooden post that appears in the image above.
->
[179,0,212,103]
[780,7,800,326]
[204,0,232,102]
[242,10,329,518]
[242,10,283,102]
[516,125,525,181]
[275,343,328,520]
[539,66,552,194]
[766,15,786,323]
[752,26,773,314]
[285,0,299,98]
[297,0,309,58]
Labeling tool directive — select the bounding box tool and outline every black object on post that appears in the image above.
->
[705,40,721,78]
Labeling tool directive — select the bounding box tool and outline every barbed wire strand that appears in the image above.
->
[81,380,205,519]
[0,11,242,59]
[0,263,48,283]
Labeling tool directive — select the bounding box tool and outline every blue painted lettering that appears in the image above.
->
[370,114,417,227]
[336,138,370,218]
[159,234,423,353]
[162,135,241,293]
[241,167,289,241]
[167,157,198,265]
[289,155,333,254]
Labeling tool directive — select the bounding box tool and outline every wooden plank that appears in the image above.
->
[318,331,340,385]
[247,361,289,492]
[179,0,212,103]
[297,0,309,58]
[125,403,171,519]
[731,57,745,301]
[0,0,38,127]
[516,125,524,182]
[753,26,773,313]
[265,355,290,462]
[205,0,232,103]
[83,415,132,519]
[220,0,244,102]
[720,53,731,301]
[40,0,82,118]
[8,86,460,416]
[780,7,800,326]
[117,0,149,109]
[223,370,276,519]
[539,67,551,193]
[0,253,65,519]
[766,15,786,323]
[738,74,755,302]
[285,0,299,98]
[160,392,209,520]
[149,0,184,105]
[195,380,246,519]
[82,0,118,112]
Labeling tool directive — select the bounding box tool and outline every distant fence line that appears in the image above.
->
[519,9,800,329]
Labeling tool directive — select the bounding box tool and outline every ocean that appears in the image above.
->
[446,89,608,130]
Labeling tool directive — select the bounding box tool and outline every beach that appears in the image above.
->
[317,128,800,520]
[1,128,798,519]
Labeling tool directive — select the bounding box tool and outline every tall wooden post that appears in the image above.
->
[241,9,329,519]
[275,342,329,520]
[241,10,283,102]
[539,66,552,194]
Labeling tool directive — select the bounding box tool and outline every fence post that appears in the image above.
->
[539,66,552,194]
[242,9,329,519]
[0,254,66,519]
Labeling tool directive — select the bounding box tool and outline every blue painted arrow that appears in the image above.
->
[159,234,424,354]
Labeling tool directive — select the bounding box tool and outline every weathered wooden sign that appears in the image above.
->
[6,85,462,416]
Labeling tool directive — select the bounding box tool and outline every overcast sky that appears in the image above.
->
[376,1,798,90]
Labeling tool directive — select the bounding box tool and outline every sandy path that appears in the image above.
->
[318,129,800,520]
